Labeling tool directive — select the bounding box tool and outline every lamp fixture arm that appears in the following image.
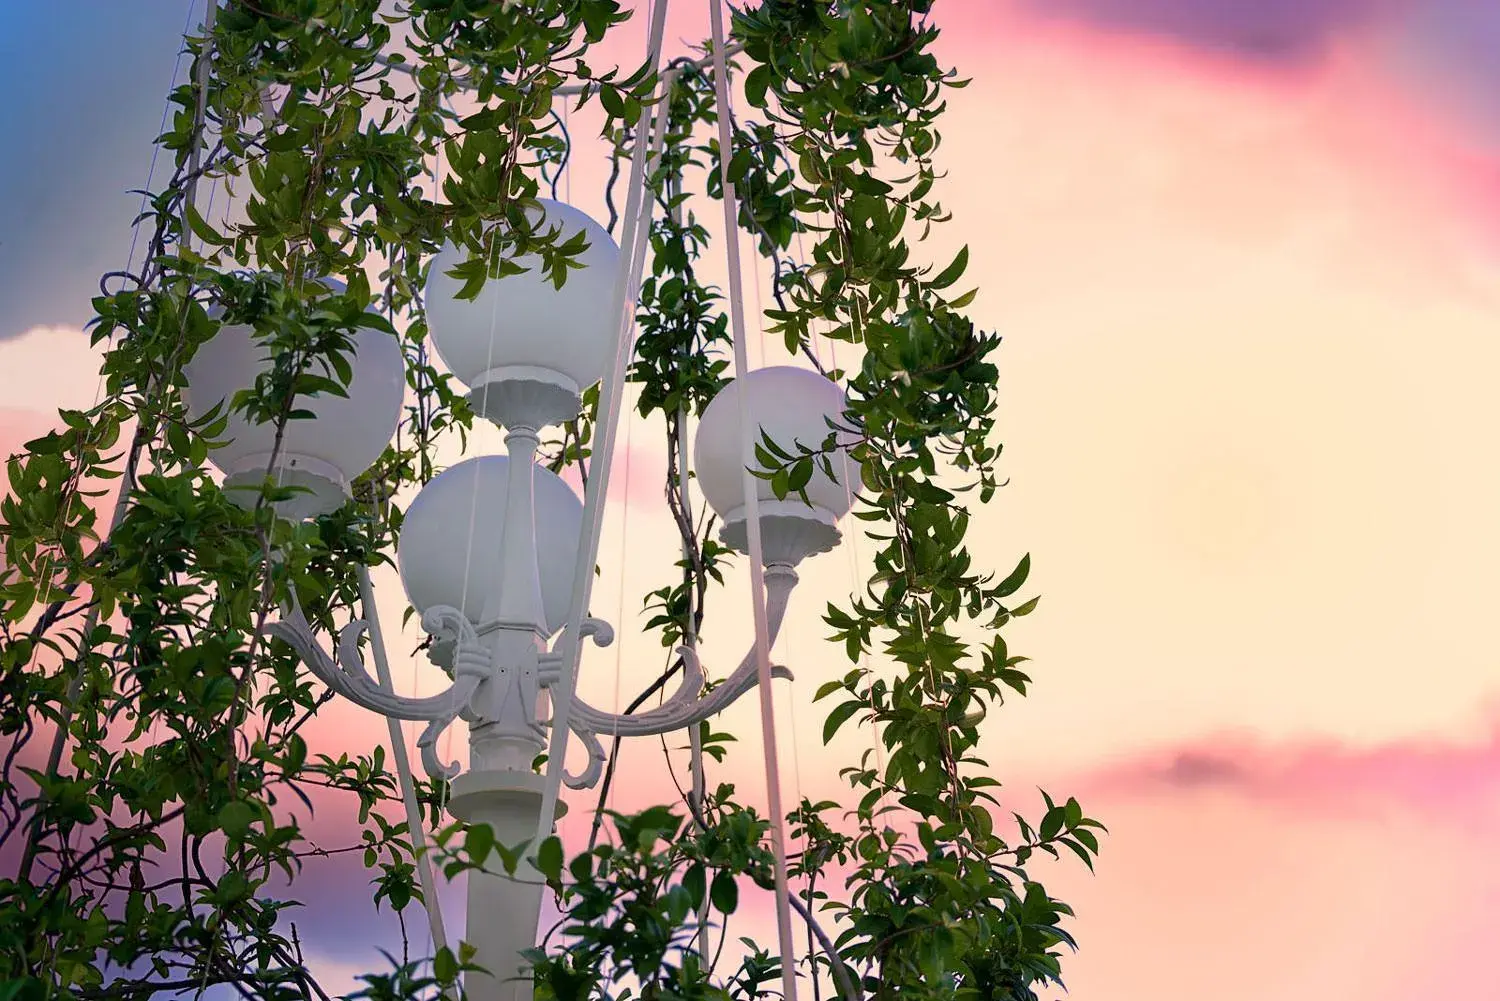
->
[268,600,487,780]
[547,566,798,784]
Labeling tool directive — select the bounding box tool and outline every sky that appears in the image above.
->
[5,0,1500,998]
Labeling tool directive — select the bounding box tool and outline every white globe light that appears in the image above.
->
[182,284,405,521]
[397,455,582,642]
[424,200,622,429]
[693,366,857,565]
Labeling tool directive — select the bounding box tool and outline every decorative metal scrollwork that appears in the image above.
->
[268,598,486,780]
[269,567,801,791]
[545,566,800,790]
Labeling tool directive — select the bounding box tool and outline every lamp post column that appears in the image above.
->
[447,740,551,1001]
[447,422,554,1001]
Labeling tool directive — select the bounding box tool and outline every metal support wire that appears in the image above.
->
[357,567,451,977]
[706,3,800,1000]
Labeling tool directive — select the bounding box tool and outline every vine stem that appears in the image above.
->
[16,0,219,884]
[15,434,145,884]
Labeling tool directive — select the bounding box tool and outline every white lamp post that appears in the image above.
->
[184,205,857,1001]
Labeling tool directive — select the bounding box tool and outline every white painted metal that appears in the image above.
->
[692,365,856,566]
[357,566,452,977]
[705,2,802,998]
[424,200,622,430]
[398,456,585,644]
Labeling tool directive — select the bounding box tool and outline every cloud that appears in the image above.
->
[0,2,194,339]
[1070,717,1500,826]
[0,327,107,418]
[1377,1,1500,152]
[1027,721,1500,1000]
[1013,0,1387,64]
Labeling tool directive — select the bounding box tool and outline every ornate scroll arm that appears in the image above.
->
[268,602,493,781]
[579,616,614,649]
[268,600,484,722]
[418,714,464,782]
[552,565,800,746]
[561,724,607,790]
[536,615,618,689]
[566,646,794,738]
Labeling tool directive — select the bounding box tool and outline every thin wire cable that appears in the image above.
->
[705,5,799,999]
[605,398,635,818]
[122,0,200,289]
[563,99,572,205]
[821,270,889,816]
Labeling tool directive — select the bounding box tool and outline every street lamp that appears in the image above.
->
[183,202,857,1001]
[182,277,407,522]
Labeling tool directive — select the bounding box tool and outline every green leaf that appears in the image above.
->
[218,801,254,838]
[599,85,626,119]
[931,245,969,289]
[434,946,458,984]
[1039,805,1065,842]
[466,823,495,867]
[710,870,739,914]
[536,836,564,881]
[744,65,772,108]
[996,553,1030,597]
[683,862,707,909]
[823,700,863,744]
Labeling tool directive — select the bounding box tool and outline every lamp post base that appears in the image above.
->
[448,770,566,1001]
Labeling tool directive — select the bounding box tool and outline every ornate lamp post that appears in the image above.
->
[181,200,857,1001]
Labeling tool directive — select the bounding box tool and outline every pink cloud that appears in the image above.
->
[1012,0,1386,65]
[1015,723,1500,1000]
[1070,716,1500,825]
[0,406,60,457]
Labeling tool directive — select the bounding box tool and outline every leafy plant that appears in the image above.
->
[0,2,1101,999]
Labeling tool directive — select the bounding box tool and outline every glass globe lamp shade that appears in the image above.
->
[397,455,583,662]
[692,366,857,566]
[423,199,622,430]
[182,286,405,522]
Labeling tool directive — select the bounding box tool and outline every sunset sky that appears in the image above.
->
[5,1,1500,998]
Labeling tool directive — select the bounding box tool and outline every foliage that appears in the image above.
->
[0,2,1102,1000]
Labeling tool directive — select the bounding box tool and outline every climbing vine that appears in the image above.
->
[0,3,1101,1000]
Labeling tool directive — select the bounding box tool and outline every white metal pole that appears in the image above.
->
[705,5,801,999]
[450,424,552,1001]
[356,566,451,972]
